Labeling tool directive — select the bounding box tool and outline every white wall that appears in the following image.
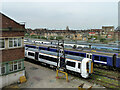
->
[0,70,25,88]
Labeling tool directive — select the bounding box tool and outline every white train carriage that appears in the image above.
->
[25,48,93,78]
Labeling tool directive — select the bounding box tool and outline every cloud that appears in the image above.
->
[1,2,118,29]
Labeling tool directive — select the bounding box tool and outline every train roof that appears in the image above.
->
[25,44,119,56]
[40,50,58,56]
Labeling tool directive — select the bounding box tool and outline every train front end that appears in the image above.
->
[81,58,93,78]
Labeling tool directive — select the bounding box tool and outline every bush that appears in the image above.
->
[56,36,63,40]
[41,36,47,39]
[49,36,55,40]
[100,38,106,42]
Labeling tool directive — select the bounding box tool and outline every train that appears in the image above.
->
[25,44,120,70]
[25,48,93,78]
[26,40,120,51]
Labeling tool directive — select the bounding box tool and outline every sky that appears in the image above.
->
[0,0,119,30]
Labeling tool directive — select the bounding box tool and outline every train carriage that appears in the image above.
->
[25,44,120,70]
[25,48,93,78]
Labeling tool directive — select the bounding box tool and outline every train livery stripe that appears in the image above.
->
[94,60,107,64]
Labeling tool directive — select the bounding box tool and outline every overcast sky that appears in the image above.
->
[1,0,119,30]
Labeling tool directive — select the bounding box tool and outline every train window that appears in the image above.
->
[69,52,73,55]
[87,54,89,58]
[39,55,47,59]
[80,54,85,57]
[78,63,81,69]
[90,55,92,59]
[28,52,34,56]
[100,57,107,62]
[47,56,57,62]
[67,61,75,67]
[39,55,57,62]
[94,56,99,60]
[75,53,79,56]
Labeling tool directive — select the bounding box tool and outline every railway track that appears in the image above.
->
[88,68,120,88]
[93,71,118,80]
[25,58,120,88]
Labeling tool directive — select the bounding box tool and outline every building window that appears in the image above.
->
[9,62,13,72]
[18,61,22,69]
[14,38,18,47]
[9,60,23,73]
[18,38,22,46]
[9,38,13,47]
[14,61,18,71]
[0,38,5,49]
[9,38,22,48]
[0,64,6,75]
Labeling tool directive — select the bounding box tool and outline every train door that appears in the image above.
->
[76,62,81,73]
[86,53,92,59]
[35,52,39,60]
[113,54,116,67]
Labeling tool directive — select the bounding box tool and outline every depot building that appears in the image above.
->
[0,12,25,88]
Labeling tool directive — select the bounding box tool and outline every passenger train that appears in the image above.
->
[25,48,93,78]
[25,44,120,70]
[24,40,120,51]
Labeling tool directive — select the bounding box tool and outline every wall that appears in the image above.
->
[0,70,25,88]
[0,31,24,37]
[0,13,24,29]
[1,48,24,62]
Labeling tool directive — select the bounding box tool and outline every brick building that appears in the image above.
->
[0,13,25,88]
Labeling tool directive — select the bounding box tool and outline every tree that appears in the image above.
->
[100,38,106,42]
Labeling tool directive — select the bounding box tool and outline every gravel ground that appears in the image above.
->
[6,61,106,89]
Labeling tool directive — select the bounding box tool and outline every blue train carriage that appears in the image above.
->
[116,55,120,69]
[86,51,120,70]
[25,48,93,78]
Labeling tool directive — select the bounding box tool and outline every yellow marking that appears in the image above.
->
[91,62,93,73]
[56,70,68,82]
[91,50,96,52]
[19,76,27,83]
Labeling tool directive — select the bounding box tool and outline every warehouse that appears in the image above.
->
[0,12,25,88]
